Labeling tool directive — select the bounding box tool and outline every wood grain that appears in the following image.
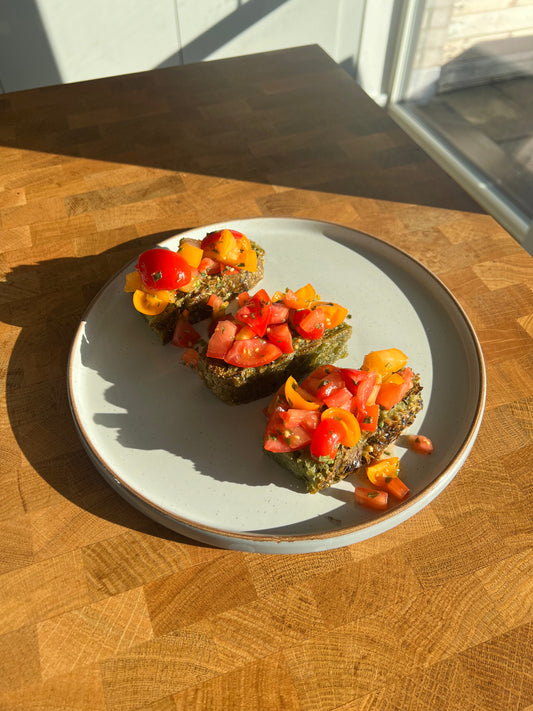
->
[0,45,532,710]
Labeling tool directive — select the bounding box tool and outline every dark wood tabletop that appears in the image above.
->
[1,44,532,711]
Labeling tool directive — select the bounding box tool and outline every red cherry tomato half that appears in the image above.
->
[136,248,191,290]
[310,418,346,460]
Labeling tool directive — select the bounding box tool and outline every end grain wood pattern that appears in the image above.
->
[0,45,532,711]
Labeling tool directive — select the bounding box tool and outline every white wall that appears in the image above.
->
[0,0,366,93]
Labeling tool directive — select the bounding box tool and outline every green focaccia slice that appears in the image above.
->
[142,241,265,344]
[197,322,352,405]
[266,373,423,493]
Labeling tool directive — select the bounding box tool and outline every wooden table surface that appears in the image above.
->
[1,44,532,711]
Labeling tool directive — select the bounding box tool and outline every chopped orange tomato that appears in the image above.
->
[178,242,203,268]
[202,229,240,265]
[386,476,410,500]
[321,408,361,447]
[312,302,348,329]
[132,289,168,315]
[124,270,143,292]
[242,248,257,272]
[366,457,400,486]
[283,284,316,310]
[284,376,320,411]
[362,348,408,377]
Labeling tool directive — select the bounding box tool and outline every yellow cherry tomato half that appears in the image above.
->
[321,408,361,447]
[362,348,408,377]
[132,289,169,315]
[366,457,400,486]
[284,376,320,411]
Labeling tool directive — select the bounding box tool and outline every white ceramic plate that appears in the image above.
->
[68,217,485,553]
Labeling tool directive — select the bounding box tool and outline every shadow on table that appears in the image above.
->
[2,229,219,545]
[0,46,481,213]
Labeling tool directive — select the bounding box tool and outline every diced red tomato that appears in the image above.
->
[301,365,343,397]
[206,319,237,359]
[359,403,379,432]
[171,317,201,348]
[235,289,272,337]
[291,308,326,340]
[264,407,311,453]
[355,487,389,511]
[198,257,220,275]
[310,418,346,460]
[268,302,290,324]
[316,369,347,401]
[279,409,320,434]
[353,370,378,415]
[376,367,413,410]
[342,369,368,395]
[207,293,227,318]
[266,323,294,353]
[224,338,282,368]
[238,291,250,307]
[323,386,353,410]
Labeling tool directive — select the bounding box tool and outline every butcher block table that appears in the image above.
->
[1,44,532,710]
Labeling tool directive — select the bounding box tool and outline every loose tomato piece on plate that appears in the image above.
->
[404,434,434,455]
[171,317,201,348]
[235,289,272,337]
[224,338,282,367]
[266,323,294,353]
[291,308,325,340]
[136,248,192,290]
[355,487,389,511]
[310,418,346,460]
